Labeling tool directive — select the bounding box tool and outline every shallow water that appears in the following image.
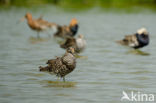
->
[0,6,156,103]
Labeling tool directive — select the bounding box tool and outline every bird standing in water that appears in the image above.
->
[24,12,57,38]
[117,28,149,49]
[60,34,86,53]
[54,18,79,38]
[39,47,76,82]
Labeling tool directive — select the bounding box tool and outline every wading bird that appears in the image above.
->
[24,12,57,38]
[39,47,76,82]
[117,28,149,49]
[60,34,86,53]
[54,18,79,38]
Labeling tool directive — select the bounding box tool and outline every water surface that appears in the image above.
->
[0,6,156,103]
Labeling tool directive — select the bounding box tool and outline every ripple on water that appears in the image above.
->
[0,93,14,98]
[126,49,150,56]
[128,70,152,74]
[39,80,77,88]
[8,72,45,77]
[118,82,147,88]
[28,37,51,44]
[54,93,71,96]
[131,76,150,80]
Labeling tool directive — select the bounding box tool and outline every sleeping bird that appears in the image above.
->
[117,28,149,49]
[60,34,86,53]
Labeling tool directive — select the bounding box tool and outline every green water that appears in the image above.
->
[0,6,156,103]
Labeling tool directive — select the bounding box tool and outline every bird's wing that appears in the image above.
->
[61,37,76,49]
[62,53,75,66]
[46,59,56,65]
[36,19,58,28]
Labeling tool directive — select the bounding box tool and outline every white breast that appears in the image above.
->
[76,38,86,50]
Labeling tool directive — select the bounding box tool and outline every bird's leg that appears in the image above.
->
[37,31,40,39]
[63,77,66,82]
[57,76,60,81]
[48,33,51,38]
[45,31,51,38]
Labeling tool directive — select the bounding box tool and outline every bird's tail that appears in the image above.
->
[60,44,67,49]
[39,66,49,72]
[116,40,125,45]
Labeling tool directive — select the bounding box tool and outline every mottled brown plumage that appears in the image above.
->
[39,47,76,81]
[117,34,138,46]
[54,18,79,38]
[60,35,86,53]
[117,28,149,49]
[61,37,76,49]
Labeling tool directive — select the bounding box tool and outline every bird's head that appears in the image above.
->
[78,34,84,39]
[67,47,75,54]
[69,18,79,36]
[19,12,32,22]
[25,12,32,19]
[137,28,148,35]
[69,18,78,27]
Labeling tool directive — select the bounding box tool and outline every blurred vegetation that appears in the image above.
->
[0,0,156,10]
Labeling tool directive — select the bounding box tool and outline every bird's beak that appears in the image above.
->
[16,17,25,24]
[72,48,75,54]
[20,17,25,22]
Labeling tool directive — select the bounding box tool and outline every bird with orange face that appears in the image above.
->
[54,18,79,38]
[23,12,57,38]
[22,13,79,39]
